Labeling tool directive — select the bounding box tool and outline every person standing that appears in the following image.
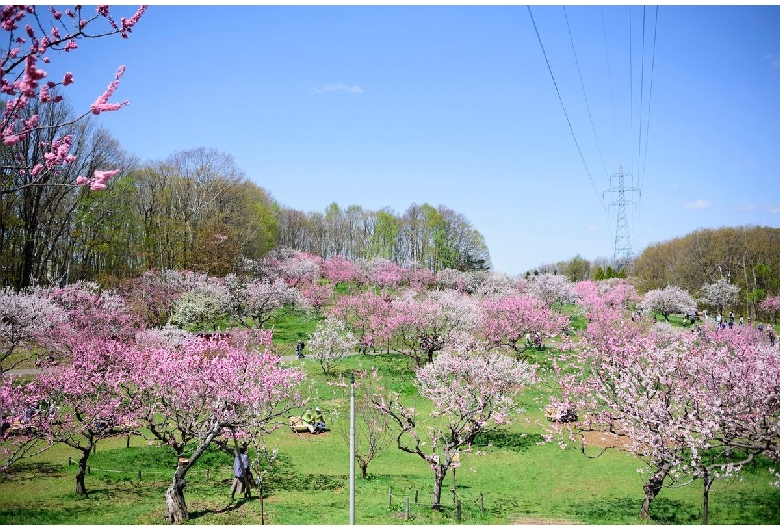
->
[230,446,251,501]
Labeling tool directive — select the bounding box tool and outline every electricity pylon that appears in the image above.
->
[603,165,638,270]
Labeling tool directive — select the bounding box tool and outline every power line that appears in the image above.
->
[601,6,622,166]
[526,5,607,212]
[563,5,609,180]
[639,6,659,197]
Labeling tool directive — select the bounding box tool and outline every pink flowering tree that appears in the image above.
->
[553,306,780,522]
[575,279,639,313]
[390,289,481,364]
[320,255,362,287]
[33,281,143,353]
[307,316,357,375]
[296,279,333,314]
[640,285,697,321]
[759,295,780,323]
[0,287,65,372]
[119,269,207,328]
[0,5,146,193]
[125,329,304,524]
[230,276,301,328]
[523,272,578,309]
[265,249,321,288]
[479,294,569,356]
[372,349,536,509]
[357,257,405,290]
[11,338,136,494]
[330,289,396,353]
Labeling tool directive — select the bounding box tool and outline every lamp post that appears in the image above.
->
[349,371,355,525]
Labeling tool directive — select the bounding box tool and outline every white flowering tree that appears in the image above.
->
[640,285,697,321]
[372,347,536,509]
[307,316,356,375]
[0,287,66,372]
[698,278,740,315]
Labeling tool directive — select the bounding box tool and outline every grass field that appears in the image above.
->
[2,348,779,525]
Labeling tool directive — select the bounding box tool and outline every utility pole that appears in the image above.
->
[349,371,355,525]
[604,165,638,271]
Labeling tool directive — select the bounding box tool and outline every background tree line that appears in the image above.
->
[277,201,491,273]
[0,101,490,288]
[533,226,780,319]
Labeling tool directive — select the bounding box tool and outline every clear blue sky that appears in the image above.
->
[53,4,780,275]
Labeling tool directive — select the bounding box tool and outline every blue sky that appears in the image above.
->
[52,4,780,275]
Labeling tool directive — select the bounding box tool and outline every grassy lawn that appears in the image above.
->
[2,351,779,525]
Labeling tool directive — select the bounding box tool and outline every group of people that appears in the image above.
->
[301,407,326,434]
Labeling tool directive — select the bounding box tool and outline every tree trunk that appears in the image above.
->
[639,461,670,519]
[164,466,189,524]
[702,469,713,525]
[359,460,368,479]
[75,449,90,496]
[431,464,447,510]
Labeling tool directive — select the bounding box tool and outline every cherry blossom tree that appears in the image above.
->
[34,281,142,350]
[119,269,206,328]
[759,295,780,323]
[390,288,480,364]
[523,272,578,308]
[479,294,569,356]
[320,255,362,286]
[125,329,304,524]
[230,276,301,328]
[698,278,740,315]
[553,305,780,522]
[0,5,146,193]
[167,277,231,331]
[372,349,536,509]
[14,338,136,494]
[307,316,357,375]
[330,290,396,352]
[264,248,321,288]
[0,287,65,372]
[640,285,697,321]
[357,257,406,290]
[574,278,639,313]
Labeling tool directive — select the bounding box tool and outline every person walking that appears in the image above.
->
[230,446,251,502]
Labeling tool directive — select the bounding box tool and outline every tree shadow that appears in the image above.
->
[0,461,64,483]
[472,431,544,452]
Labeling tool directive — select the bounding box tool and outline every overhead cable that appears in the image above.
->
[563,5,609,180]
[527,5,607,212]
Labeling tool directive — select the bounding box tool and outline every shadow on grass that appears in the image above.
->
[0,461,64,483]
[189,499,244,519]
[472,431,544,452]
[568,496,647,524]
[0,504,92,525]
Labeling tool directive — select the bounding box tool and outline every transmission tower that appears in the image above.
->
[603,165,638,270]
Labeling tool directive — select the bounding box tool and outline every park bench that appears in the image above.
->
[288,416,311,434]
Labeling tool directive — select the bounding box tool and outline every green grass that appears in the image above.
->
[3,344,779,524]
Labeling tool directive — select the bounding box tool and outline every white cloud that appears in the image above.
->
[769,205,780,214]
[684,199,712,210]
[308,83,363,94]
[763,52,780,69]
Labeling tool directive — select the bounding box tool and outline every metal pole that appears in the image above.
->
[349,371,356,525]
